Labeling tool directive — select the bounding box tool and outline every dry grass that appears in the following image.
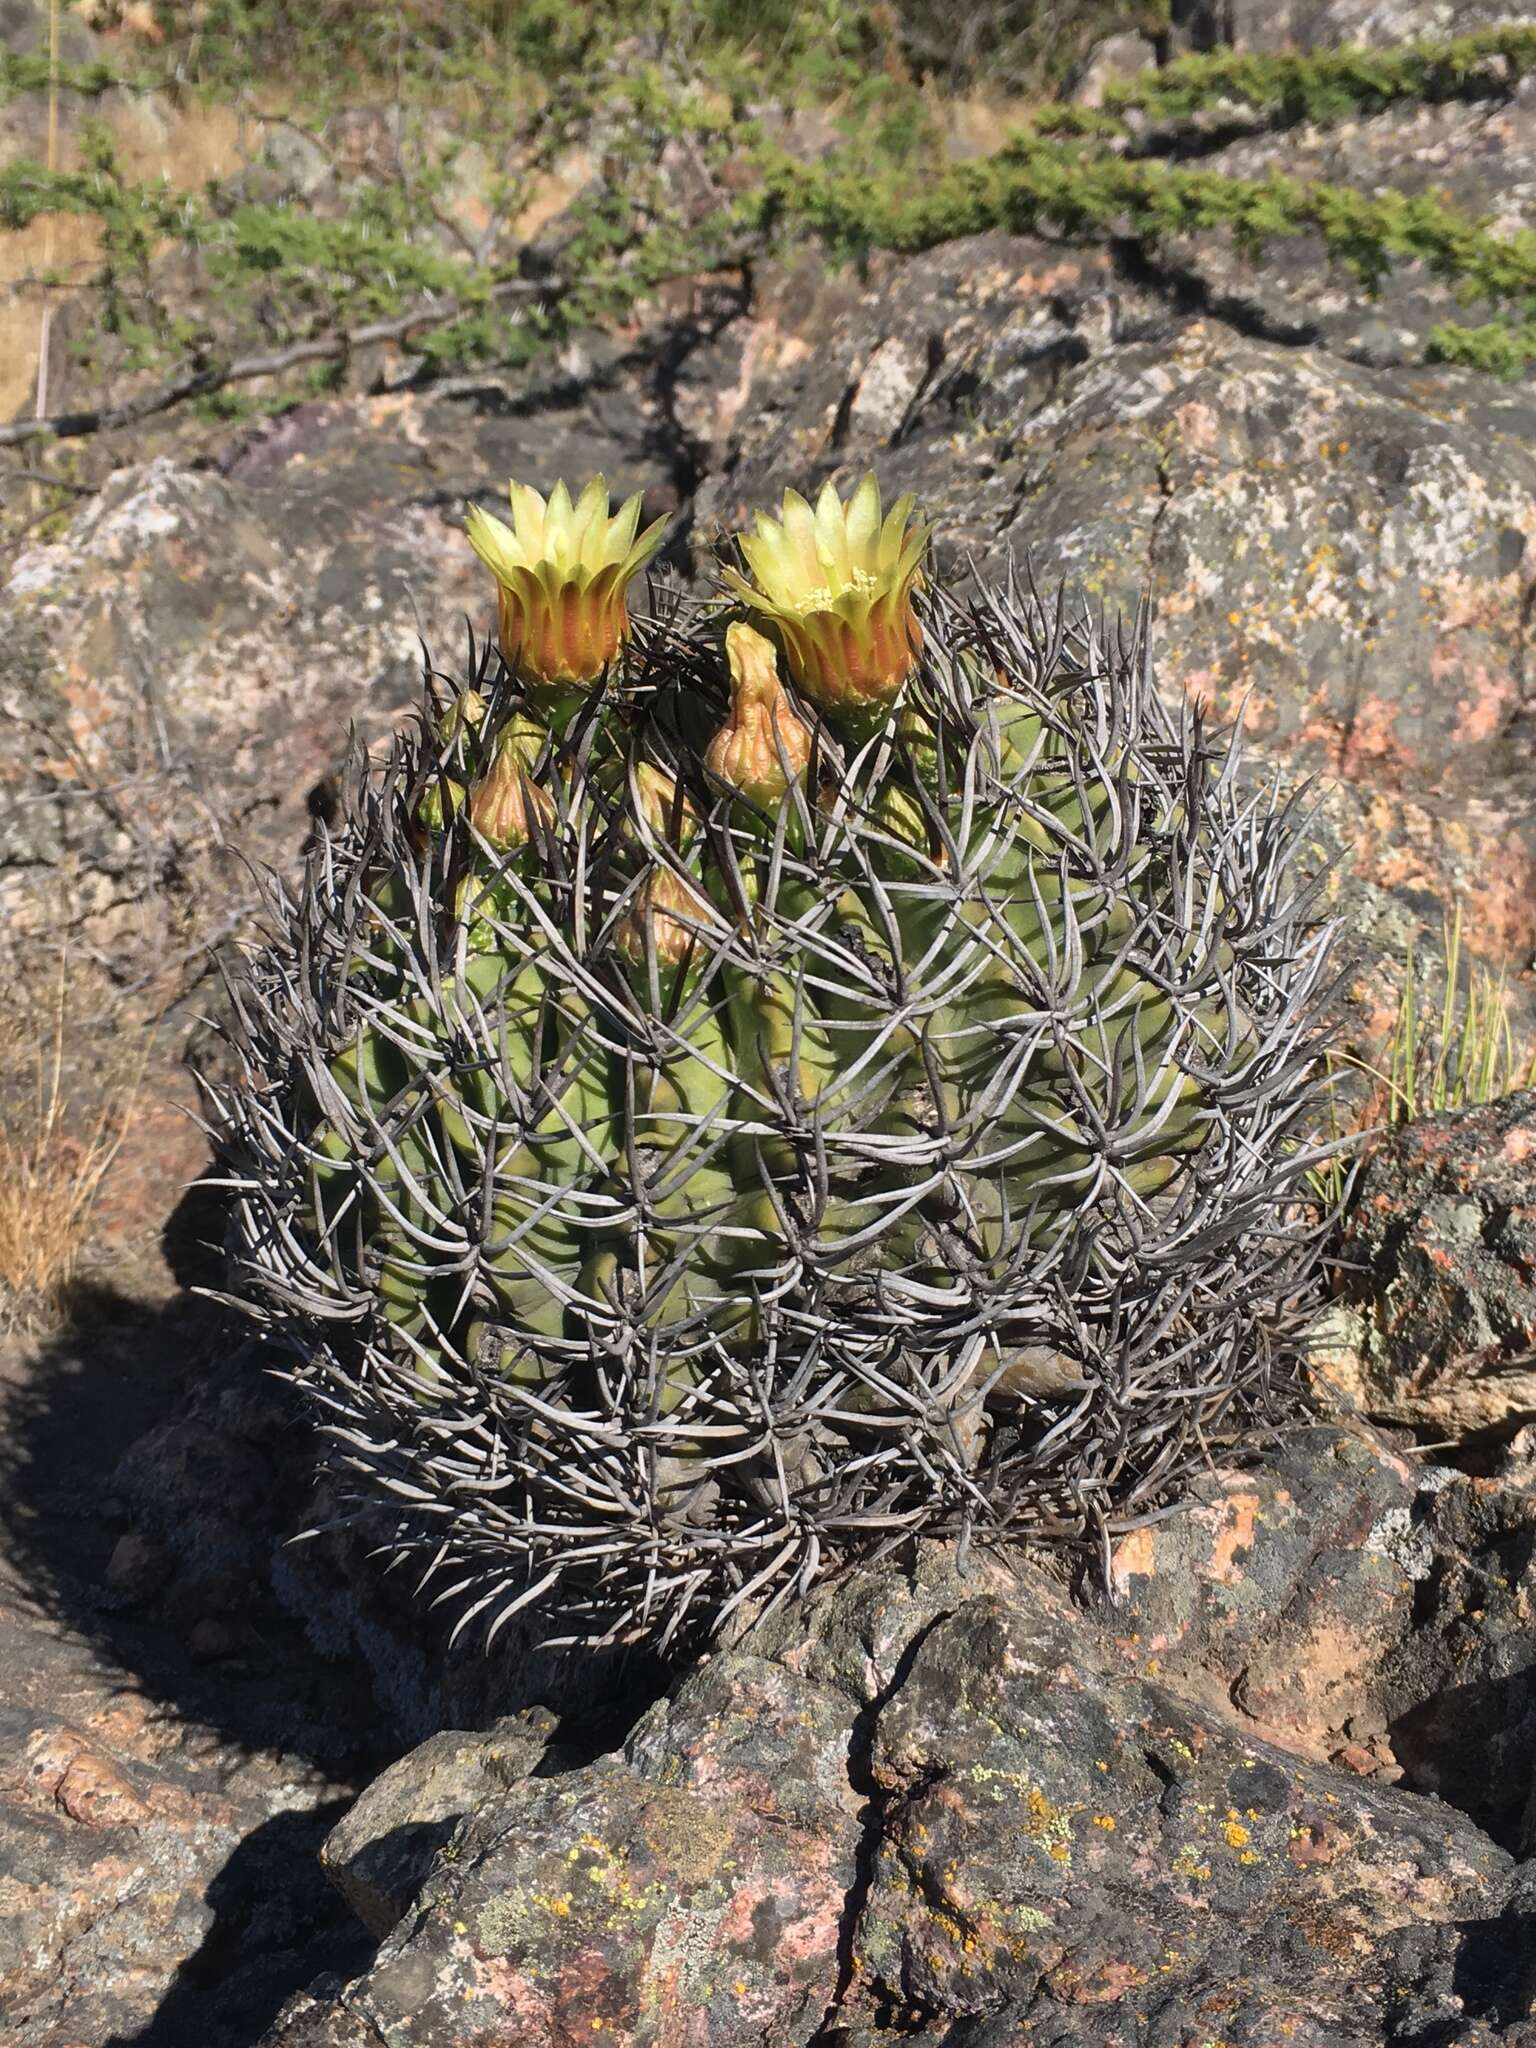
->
[0,985,136,1329]
[1311,905,1536,1215]
[1351,905,1536,1124]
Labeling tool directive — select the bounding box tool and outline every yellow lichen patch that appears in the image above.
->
[1091,1814,1117,1830]
[1223,1822,1251,1849]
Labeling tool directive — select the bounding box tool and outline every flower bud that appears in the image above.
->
[633,761,697,844]
[438,688,489,744]
[415,776,464,832]
[616,867,716,973]
[468,727,555,849]
[704,624,812,806]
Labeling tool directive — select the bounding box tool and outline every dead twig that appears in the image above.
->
[0,277,547,449]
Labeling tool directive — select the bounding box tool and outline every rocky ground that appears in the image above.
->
[6,0,1536,2042]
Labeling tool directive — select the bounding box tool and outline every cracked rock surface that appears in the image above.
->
[254,1468,1536,2044]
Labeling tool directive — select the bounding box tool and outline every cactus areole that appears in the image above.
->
[211,474,1336,1653]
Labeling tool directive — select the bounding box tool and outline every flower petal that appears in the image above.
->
[465,504,523,583]
[625,512,669,578]
[608,489,643,560]
[573,475,612,571]
[845,473,882,563]
[508,481,546,557]
[778,490,822,586]
[545,478,576,565]
[878,493,918,574]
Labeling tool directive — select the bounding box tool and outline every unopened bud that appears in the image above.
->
[468,728,555,849]
[705,624,812,807]
[438,688,489,744]
[633,761,697,844]
[616,867,716,972]
[415,776,465,831]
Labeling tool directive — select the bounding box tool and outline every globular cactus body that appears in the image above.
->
[212,478,1335,1652]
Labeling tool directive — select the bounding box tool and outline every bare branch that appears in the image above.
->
[0,278,546,449]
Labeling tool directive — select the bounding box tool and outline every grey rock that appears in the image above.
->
[1317,1090,1536,1436]
[256,1525,1536,2046]
[1176,0,1536,57]
[321,1708,558,1936]
[1151,81,1536,362]
[0,372,670,1002]
[696,232,1536,979]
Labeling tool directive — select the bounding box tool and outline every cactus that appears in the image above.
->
[211,475,1337,1653]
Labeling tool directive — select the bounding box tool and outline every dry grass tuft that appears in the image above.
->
[0,986,135,1330]
[1311,905,1536,1215]
[1350,905,1536,1125]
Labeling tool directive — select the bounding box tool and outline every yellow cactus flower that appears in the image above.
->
[722,474,931,720]
[465,476,666,689]
[705,623,812,807]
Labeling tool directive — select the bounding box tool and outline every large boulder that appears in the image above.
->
[1107,1426,1536,1848]
[0,1295,396,2046]
[1139,75,1536,363]
[319,1710,562,1938]
[1174,0,1536,57]
[0,372,670,991]
[0,360,678,1293]
[255,1524,1534,2047]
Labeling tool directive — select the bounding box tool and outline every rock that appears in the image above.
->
[321,1709,559,1937]
[695,236,1536,975]
[303,1652,860,2048]
[1151,80,1536,364]
[849,1592,1504,2034]
[265,1540,1536,2046]
[1107,1427,1425,1770]
[188,1614,244,1662]
[1107,1425,1536,1849]
[104,1528,171,1602]
[1321,1091,1536,1436]
[0,1301,399,2045]
[1176,0,1536,58]
[1381,1469,1536,1846]
[0,1694,360,2047]
[257,122,337,204]
[0,367,672,1000]
[1070,30,1163,105]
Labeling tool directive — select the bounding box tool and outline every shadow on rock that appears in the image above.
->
[0,1238,390,1781]
[106,1803,374,2048]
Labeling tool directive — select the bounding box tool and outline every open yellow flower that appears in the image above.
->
[465,476,666,689]
[721,475,932,721]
